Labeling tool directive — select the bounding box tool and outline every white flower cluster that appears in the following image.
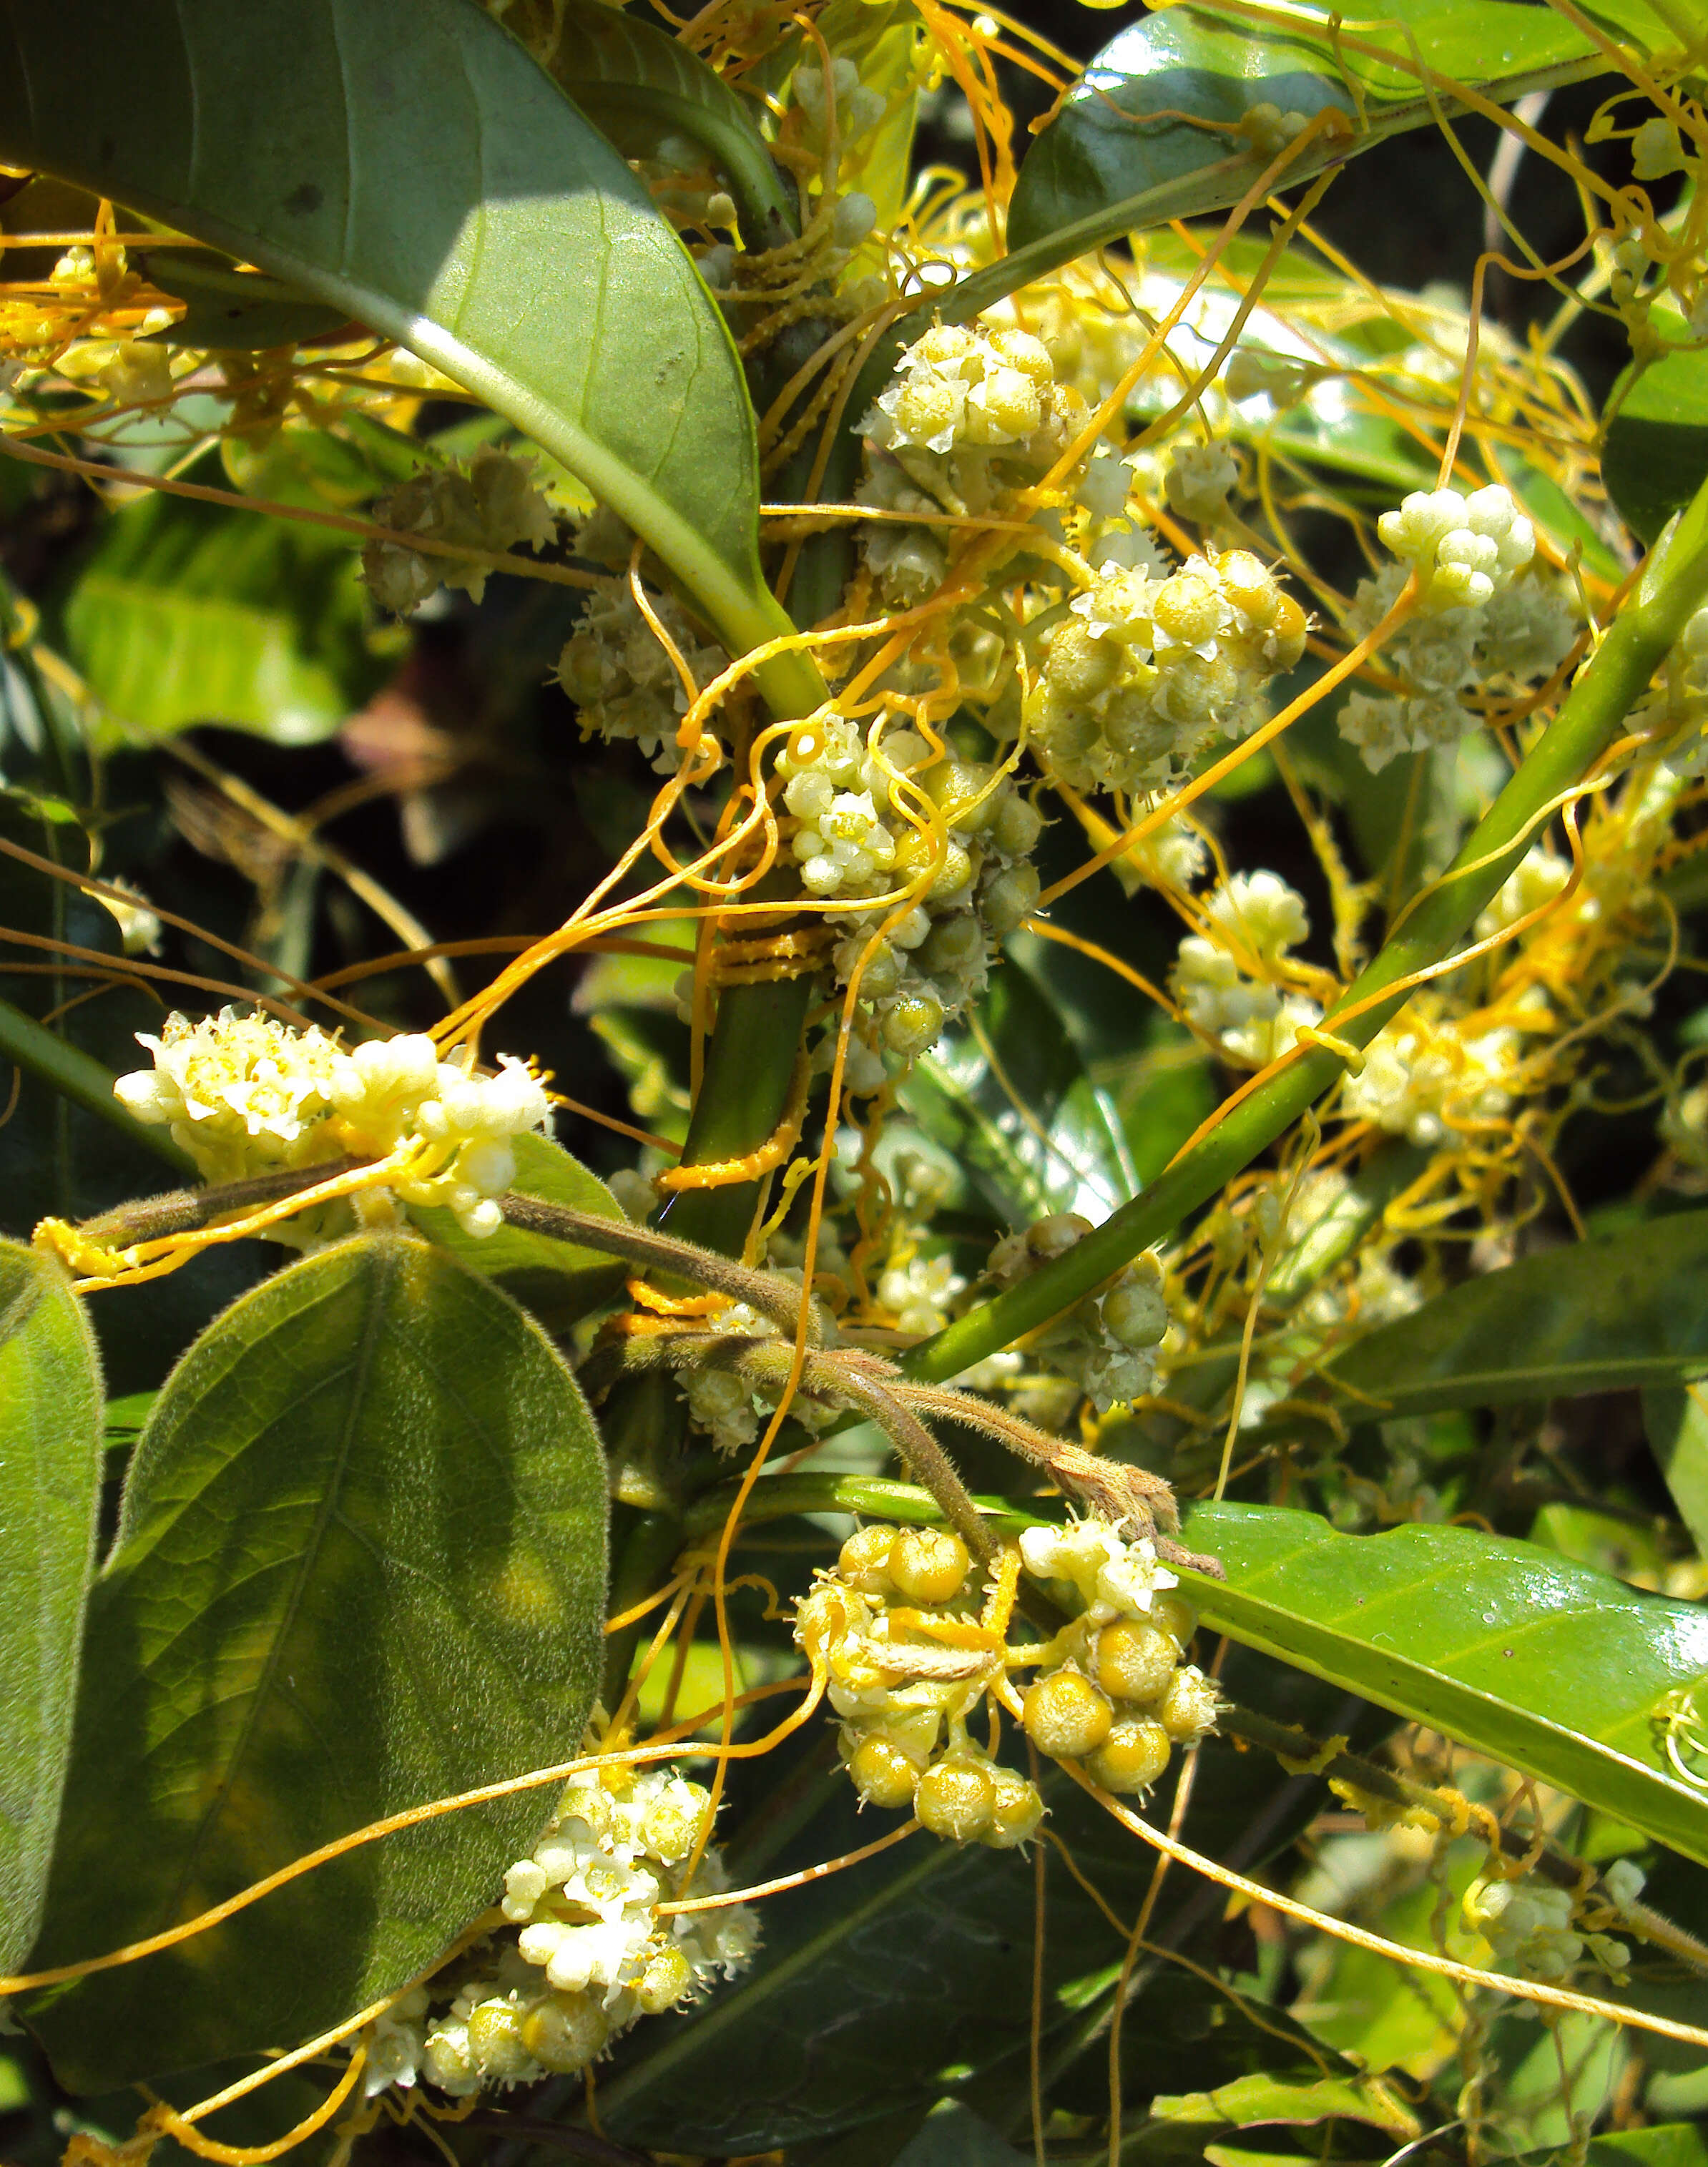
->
[1027,551,1307,795]
[677,1282,840,1453]
[988,1216,1170,1412]
[363,448,557,614]
[1340,1000,1526,1148]
[1338,564,1577,774]
[1015,1517,1217,1796]
[1377,484,1534,614]
[114,1010,551,1237]
[363,1766,757,2099]
[1172,871,1323,1068]
[797,1524,1047,1845]
[777,710,1043,1064]
[868,321,1073,461]
[556,589,726,774]
[1463,1859,1640,1986]
[877,1248,966,1337]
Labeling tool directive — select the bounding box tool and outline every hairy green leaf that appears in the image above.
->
[1322,1209,1708,1415]
[1181,1502,1708,1866]
[1006,0,1610,264]
[0,1241,102,1971]
[411,1130,627,1327]
[25,1234,607,2090]
[0,0,820,712]
[522,0,795,240]
[60,476,389,747]
[1604,310,1708,544]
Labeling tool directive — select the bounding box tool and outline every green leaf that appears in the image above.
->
[411,1130,628,1327]
[1149,2070,1418,2143]
[1604,310,1708,545]
[901,959,1136,1227]
[892,2106,1029,2167]
[139,247,356,349]
[60,475,389,747]
[25,1233,607,2091]
[0,1241,102,1972]
[1006,0,1610,264]
[1645,1383,1708,1555]
[0,0,820,712]
[524,0,796,241]
[1179,1501,1708,1867]
[1321,1209,1708,1416]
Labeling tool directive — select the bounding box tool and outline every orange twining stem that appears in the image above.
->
[654,1053,811,1193]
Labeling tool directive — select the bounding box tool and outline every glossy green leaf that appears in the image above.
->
[1645,1383,1708,1555]
[1179,1501,1708,1867]
[411,1130,628,1327]
[61,477,389,747]
[139,247,355,349]
[1007,0,1610,264]
[0,0,819,709]
[25,1234,607,2091]
[1604,310,1708,544]
[524,0,795,241]
[901,958,1136,1227]
[1149,2070,1418,2143]
[1322,1209,1708,1415]
[0,1242,102,1971]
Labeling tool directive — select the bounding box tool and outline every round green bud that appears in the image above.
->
[1101,1272,1167,1350]
[983,1767,1046,1849]
[1022,1669,1115,1759]
[890,1526,971,1606]
[915,1754,996,1842]
[992,793,1044,858]
[918,912,983,977]
[1157,1664,1220,1743]
[1045,620,1122,701]
[467,1998,533,2079]
[883,993,946,1058]
[637,1946,695,2016]
[858,941,902,997]
[1094,1619,1178,1704]
[519,1992,611,2073]
[923,759,999,834]
[981,863,1040,937]
[1027,1212,1093,1261]
[848,1731,926,1810]
[1152,571,1224,647]
[838,1523,899,1595]
[1085,1716,1172,1797]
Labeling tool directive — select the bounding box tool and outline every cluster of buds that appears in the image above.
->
[1172,870,1323,1068]
[777,709,1043,1066]
[797,1524,1046,1846]
[556,588,727,774]
[114,1011,551,1239]
[361,1764,757,2098]
[1016,1519,1217,1794]
[1338,562,1576,773]
[1027,551,1307,796]
[1463,1858,1643,1987]
[795,1515,1217,1841]
[987,1216,1170,1412]
[1375,483,1534,616]
[1340,996,1527,1149]
[362,448,557,614]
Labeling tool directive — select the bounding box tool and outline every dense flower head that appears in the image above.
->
[114,1010,552,1237]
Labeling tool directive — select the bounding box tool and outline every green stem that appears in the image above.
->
[679,1469,1046,1541]
[0,994,194,1174]
[905,481,1708,1384]
[662,970,816,1259]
